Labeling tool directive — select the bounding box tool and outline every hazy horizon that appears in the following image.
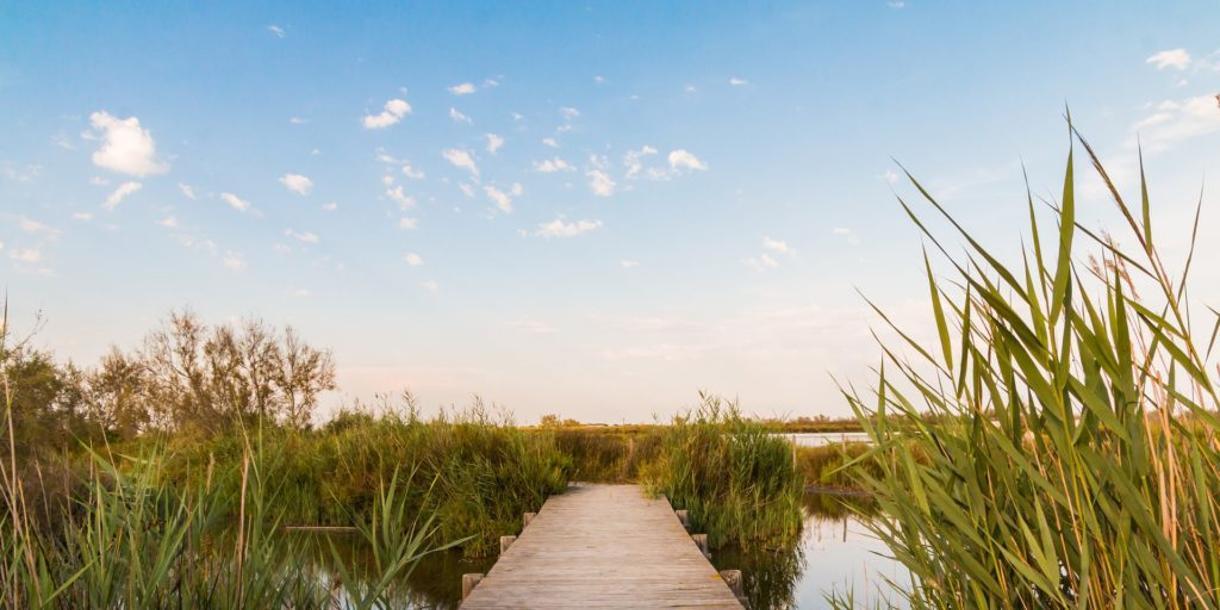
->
[3,2,1219,423]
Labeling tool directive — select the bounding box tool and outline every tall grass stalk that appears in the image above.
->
[843,123,1220,608]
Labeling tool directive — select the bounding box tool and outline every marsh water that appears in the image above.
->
[295,491,905,609]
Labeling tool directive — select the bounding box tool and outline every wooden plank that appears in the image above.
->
[461,484,743,609]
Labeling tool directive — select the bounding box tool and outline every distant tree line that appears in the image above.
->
[2,310,335,457]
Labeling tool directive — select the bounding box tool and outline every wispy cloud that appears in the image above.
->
[587,169,615,197]
[728,76,749,86]
[404,252,424,266]
[103,181,142,210]
[1146,48,1191,70]
[178,183,197,199]
[448,82,476,95]
[762,236,793,255]
[284,228,319,244]
[535,217,602,238]
[220,192,252,213]
[267,24,286,38]
[449,107,473,124]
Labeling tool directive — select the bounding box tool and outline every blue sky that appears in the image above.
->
[2,2,1219,422]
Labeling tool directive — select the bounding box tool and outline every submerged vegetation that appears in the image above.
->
[843,126,1220,608]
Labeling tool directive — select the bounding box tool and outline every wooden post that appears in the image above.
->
[691,533,709,558]
[719,569,744,599]
[674,509,689,528]
[500,535,517,554]
[461,573,484,600]
[523,511,537,528]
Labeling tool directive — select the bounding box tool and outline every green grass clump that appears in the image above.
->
[795,443,879,491]
[843,123,1220,608]
[643,393,804,549]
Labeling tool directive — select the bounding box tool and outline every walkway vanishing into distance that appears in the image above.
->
[460,484,744,609]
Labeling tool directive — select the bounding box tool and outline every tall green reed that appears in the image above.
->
[841,122,1220,608]
[643,392,804,549]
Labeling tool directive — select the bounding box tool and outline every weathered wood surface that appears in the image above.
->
[461,484,743,609]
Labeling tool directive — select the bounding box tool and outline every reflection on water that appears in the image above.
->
[712,493,909,609]
[287,531,494,609]
[298,492,906,609]
[779,432,872,447]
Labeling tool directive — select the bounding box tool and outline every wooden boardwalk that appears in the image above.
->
[460,484,744,609]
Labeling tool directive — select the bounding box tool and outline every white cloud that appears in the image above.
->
[284,229,319,244]
[103,181,142,210]
[157,216,178,229]
[542,137,559,148]
[386,185,416,208]
[19,217,59,238]
[729,76,749,86]
[401,162,425,179]
[220,192,251,212]
[10,248,41,263]
[1130,95,1220,152]
[745,253,779,271]
[449,108,472,124]
[559,107,580,120]
[668,149,707,172]
[279,173,314,196]
[882,169,900,184]
[448,82,476,95]
[89,176,109,186]
[458,183,476,198]
[398,216,418,230]
[88,111,169,176]
[1146,48,1191,70]
[832,227,860,245]
[483,78,500,88]
[267,24,286,38]
[419,280,439,293]
[322,202,338,212]
[485,133,504,154]
[887,0,905,8]
[442,148,479,177]
[536,217,602,238]
[620,259,640,269]
[534,157,574,173]
[178,183,197,199]
[362,98,412,129]
[587,169,615,197]
[289,116,308,124]
[1,163,41,183]
[594,75,606,85]
[72,212,94,222]
[404,252,423,266]
[624,145,659,178]
[762,236,793,255]
[484,183,523,213]
[223,251,246,270]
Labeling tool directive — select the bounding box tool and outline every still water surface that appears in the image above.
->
[299,492,905,609]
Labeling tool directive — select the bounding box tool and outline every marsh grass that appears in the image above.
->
[840,123,1220,608]
[643,393,804,549]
